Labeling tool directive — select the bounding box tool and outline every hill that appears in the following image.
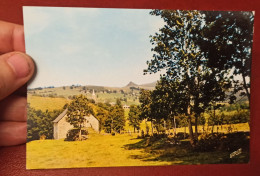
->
[125,81,139,87]
[28,81,157,106]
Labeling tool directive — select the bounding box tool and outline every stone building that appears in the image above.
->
[53,109,99,139]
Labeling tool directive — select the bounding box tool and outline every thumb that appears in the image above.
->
[0,52,35,100]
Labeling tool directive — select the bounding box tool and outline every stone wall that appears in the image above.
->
[85,115,99,132]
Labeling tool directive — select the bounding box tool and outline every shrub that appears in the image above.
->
[195,132,249,152]
[65,128,88,141]
[175,132,189,140]
[196,133,223,152]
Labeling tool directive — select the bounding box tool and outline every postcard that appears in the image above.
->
[24,7,254,169]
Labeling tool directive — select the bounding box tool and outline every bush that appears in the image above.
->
[196,133,223,152]
[195,132,249,152]
[65,129,88,141]
[176,132,189,140]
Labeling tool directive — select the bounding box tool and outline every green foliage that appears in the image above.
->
[220,102,249,112]
[65,128,89,141]
[139,89,153,121]
[95,105,109,132]
[27,104,64,141]
[196,132,249,152]
[66,95,94,140]
[142,10,252,144]
[104,105,125,133]
[151,78,186,120]
[208,109,250,126]
[128,105,142,132]
[66,95,94,129]
[198,11,254,102]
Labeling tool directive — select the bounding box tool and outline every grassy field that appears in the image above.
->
[27,95,70,111]
[27,131,249,169]
[27,133,171,169]
[28,86,140,105]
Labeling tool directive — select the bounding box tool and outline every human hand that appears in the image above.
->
[0,21,35,146]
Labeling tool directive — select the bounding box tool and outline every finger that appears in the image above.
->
[13,84,27,97]
[0,52,35,101]
[0,95,27,122]
[0,20,25,53]
[0,121,26,146]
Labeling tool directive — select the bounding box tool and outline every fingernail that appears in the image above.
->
[7,53,31,78]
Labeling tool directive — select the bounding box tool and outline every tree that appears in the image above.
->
[139,89,154,134]
[27,104,42,141]
[96,106,109,132]
[150,78,187,135]
[198,11,254,102]
[128,105,142,133]
[145,10,231,145]
[104,105,125,134]
[66,95,94,140]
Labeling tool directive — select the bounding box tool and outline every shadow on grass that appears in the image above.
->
[123,132,250,165]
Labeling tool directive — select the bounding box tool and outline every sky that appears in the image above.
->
[23,7,165,88]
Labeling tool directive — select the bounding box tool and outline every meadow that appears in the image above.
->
[27,130,249,169]
[27,133,171,169]
[27,95,71,111]
[28,85,141,106]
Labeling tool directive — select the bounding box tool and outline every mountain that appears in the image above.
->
[125,81,139,87]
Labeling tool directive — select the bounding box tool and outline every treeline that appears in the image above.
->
[127,94,249,134]
[208,109,250,126]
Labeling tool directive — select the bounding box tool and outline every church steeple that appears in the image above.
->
[92,89,96,102]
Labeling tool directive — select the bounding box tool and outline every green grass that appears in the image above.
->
[28,86,140,105]
[27,134,171,169]
[27,131,249,169]
[28,95,70,111]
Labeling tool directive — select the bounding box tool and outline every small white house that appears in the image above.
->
[53,109,99,139]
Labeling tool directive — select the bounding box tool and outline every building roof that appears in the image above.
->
[53,109,99,123]
[53,109,68,123]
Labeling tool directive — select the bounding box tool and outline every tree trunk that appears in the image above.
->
[151,120,154,135]
[79,128,82,141]
[194,114,198,140]
[145,119,149,135]
[242,72,250,102]
[173,116,177,136]
[187,105,195,146]
[111,118,113,134]
[164,120,166,131]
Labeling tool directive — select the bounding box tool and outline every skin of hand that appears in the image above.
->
[0,20,35,146]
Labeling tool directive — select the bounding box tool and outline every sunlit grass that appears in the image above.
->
[27,134,171,169]
[27,129,249,169]
[27,95,70,111]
